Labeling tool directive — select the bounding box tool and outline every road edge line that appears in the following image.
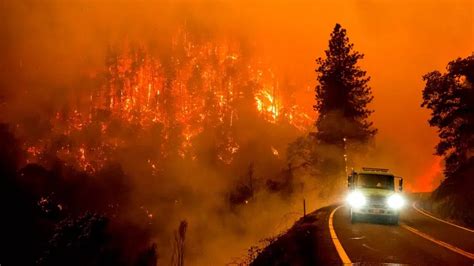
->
[401,223,474,260]
[329,205,352,265]
[412,202,474,233]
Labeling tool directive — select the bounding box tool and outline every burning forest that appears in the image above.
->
[20,28,312,172]
[1,1,472,265]
[1,19,317,266]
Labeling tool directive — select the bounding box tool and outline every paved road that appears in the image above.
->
[330,201,474,265]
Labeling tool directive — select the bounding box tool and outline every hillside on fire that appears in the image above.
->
[0,1,472,265]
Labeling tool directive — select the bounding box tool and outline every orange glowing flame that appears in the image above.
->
[21,28,312,172]
[255,88,279,122]
[410,157,443,192]
[271,146,279,157]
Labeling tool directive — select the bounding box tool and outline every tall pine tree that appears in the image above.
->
[314,24,376,177]
[315,24,376,145]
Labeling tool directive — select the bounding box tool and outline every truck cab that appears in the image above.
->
[346,167,404,225]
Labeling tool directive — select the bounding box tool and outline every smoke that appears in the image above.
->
[1,0,472,264]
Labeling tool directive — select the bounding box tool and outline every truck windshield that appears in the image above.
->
[356,174,394,190]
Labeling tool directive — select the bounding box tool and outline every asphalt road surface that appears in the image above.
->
[329,201,474,265]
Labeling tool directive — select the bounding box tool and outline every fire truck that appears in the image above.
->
[346,167,404,225]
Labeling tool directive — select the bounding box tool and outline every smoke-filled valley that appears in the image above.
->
[1,4,326,264]
[1,1,472,265]
[1,26,323,266]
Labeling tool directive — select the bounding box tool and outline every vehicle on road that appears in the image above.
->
[346,167,404,224]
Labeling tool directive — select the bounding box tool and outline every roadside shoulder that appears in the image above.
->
[251,205,341,265]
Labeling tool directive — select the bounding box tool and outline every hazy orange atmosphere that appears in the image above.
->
[0,0,473,265]
[2,0,472,191]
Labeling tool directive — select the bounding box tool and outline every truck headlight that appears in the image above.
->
[347,191,366,208]
[387,194,405,209]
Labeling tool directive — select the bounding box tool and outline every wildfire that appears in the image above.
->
[27,146,41,159]
[20,28,313,172]
[140,206,155,224]
[411,157,443,192]
[255,89,279,122]
[271,146,279,157]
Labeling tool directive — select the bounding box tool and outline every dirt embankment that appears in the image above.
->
[417,177,474,229]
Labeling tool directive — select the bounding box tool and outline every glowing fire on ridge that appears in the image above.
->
[22,28,313,172]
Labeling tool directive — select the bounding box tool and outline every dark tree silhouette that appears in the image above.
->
[422,55,474,180]
[38,212,158,266]
[421,55,474,226]
[38,212,112,266]
[0,123,44,266]
[314,24,376,146]
[313,24,376,179]
[171,220,188,266]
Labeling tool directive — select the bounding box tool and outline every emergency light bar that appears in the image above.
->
[362,167,389,173]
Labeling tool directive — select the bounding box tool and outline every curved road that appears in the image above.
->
[328,201,474,265]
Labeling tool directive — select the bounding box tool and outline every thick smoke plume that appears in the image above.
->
[1,0,472,264]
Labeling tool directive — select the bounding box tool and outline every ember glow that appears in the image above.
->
[409,157,443,193]
[21,29,312,171]
[0,1,472,265]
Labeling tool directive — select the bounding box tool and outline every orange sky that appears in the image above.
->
[1,0,473,191]
[209,0,473,191]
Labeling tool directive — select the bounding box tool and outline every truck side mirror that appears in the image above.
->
[348,175,353,189]
[399,178,403,192]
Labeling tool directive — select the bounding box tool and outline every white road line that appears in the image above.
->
[412,202,474,233]
[401,224,474,260]
[329,205,352,265]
